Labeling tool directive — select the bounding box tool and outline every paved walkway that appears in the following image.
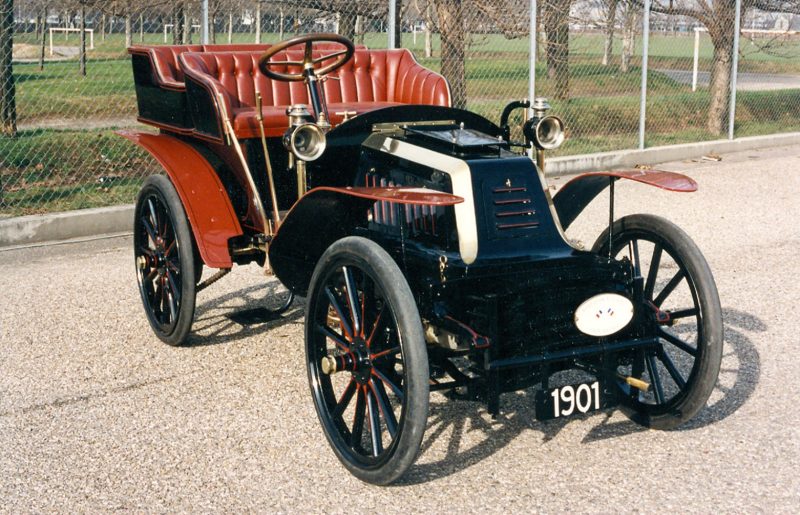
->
[656,68,800,91]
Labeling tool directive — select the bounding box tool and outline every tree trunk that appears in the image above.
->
[394,0,402,48]
[620,8,636,73]
[173,3,184,45]
[139,13,144,43]
[355,14,363,44]
[255,1,261,44]
[602,0,618,66]
[0,0,17,137]
[184,7,191,44]
[125,13,132,48]
[79,6,86,76]
[279,8,284,40]
[39,6,47,71]
[228,12,233,43]
[210,11,217,44]
[339,11,357,40]
[101,13,106,42]
[435,0,466,109]
[544,0,570,100]
[706,26,735,135]
[424,5,432,57]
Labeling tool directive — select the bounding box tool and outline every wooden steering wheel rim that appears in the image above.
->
[257,33,355,82]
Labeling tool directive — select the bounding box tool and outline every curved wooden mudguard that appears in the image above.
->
[116,130,242,268]
[553,169,698,231]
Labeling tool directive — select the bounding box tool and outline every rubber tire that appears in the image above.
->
[592,214,723,429]
[134,175,197,346]
[305,236,429,485]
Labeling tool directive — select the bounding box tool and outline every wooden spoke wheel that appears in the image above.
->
[305,237,429,484]
[593,214,723,429]
[134,175,197,346]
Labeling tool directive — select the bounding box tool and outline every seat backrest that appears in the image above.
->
[133,45,203,87]
[180,48,450,108]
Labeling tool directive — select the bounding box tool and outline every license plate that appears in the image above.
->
[535,380,617,421]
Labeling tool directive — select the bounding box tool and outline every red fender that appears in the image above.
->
[553,169,697,231]
[116,130,242,268]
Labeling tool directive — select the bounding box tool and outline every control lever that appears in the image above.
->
[335,110,358,122]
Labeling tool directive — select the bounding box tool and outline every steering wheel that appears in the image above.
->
[258,33,355,82]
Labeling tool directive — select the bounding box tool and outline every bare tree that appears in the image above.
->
[173,1,185,44]
[39,3,47,71]
[602,0,618,65]
[620,1,638,72]
[0,0,15,137]
[636,0,800,135]
[434,0,466,108]
[472,0,572,99]
[542,0,570,99]
[79,4,86,75]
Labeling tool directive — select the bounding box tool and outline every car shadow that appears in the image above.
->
[397,307,763,485]
[182,281,304,348]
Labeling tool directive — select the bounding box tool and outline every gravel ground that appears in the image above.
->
[1,145,799,513]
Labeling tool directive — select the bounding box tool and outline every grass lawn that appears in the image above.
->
[0,128,158,216]
[3,30,800,214]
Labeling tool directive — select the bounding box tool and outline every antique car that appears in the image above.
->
[119,34,723,485]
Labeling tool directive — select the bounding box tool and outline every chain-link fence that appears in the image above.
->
[1,0,798,217]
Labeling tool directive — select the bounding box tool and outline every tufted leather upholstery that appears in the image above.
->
[129,45,204,90]
[128,43,366,92]
[180,48,451,138]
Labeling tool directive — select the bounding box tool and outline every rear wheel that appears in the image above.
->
[593,214,723,429]
[134,175,197,346]
[305,237,429,484]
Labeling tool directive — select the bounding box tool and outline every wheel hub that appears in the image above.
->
[321,337,373,383]
[352,338,372,384]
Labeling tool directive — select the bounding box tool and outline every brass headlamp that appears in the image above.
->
[283,104,327,162]
[523,97,565,151]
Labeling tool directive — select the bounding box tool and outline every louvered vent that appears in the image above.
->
[489,182,539,236]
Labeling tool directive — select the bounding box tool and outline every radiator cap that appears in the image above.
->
[574,293,634,337]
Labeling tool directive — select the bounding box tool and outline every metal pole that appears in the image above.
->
[201,0,209,45]
[692,27,700,92]
[638,0,651,150]
[728,0,742,140]
[528,0,537,160]
[388,0,396,48]
[528,0,536,104]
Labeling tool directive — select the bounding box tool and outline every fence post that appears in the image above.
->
[528,0,536,105]
[388,0,396,48]
[638,0,651,150]
[692,28,700,91]
[528,0,537,160]
[728,0,742,140]
[201,0,209,45]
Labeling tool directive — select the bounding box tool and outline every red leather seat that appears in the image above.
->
[128,43,366,91]
[129,44,203,90]
[180,48,451,139]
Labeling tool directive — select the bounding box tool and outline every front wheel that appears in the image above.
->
[593,214,723,429]
[305,237,429,485]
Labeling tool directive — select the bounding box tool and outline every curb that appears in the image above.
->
[546,131,800,176]
[0,205,134,248]
[2,131,799,248]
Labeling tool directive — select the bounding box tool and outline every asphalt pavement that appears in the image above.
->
[655,68,800,91]
[1,145,799,512]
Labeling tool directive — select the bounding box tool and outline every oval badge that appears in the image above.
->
[574,293,634,337]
